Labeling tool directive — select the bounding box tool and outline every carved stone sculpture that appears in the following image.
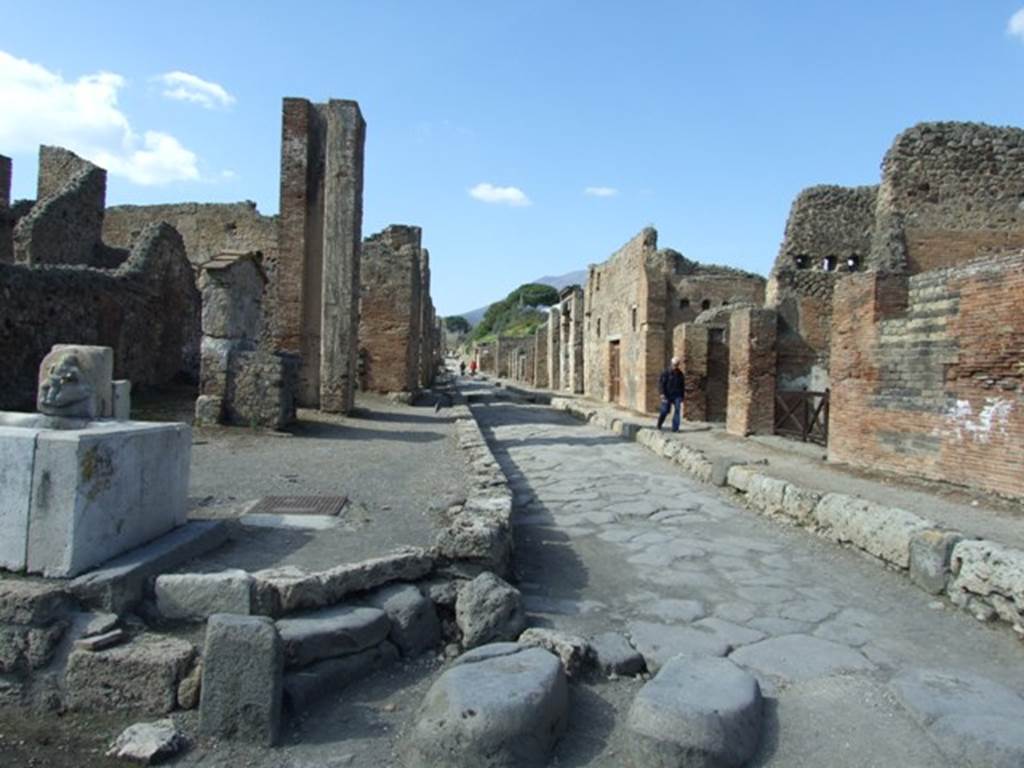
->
[36,344,113,419]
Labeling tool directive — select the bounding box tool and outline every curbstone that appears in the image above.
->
[813,493,932,568]
[947,540,1024,631]
[909,530,963,595]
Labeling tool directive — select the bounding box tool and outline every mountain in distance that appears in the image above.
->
[455,269,588,327]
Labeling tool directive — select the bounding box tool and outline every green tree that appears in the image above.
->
[445,315,471,334]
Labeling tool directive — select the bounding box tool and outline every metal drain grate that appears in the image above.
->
[247,495,349,517]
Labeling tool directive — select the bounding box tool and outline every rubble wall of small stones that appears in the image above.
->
[0,223,200,410]
[359,226,422,393]
[13,147,111,268]
[767,185,876,390]
[830,253,1024,499]
[876,122,1024,274]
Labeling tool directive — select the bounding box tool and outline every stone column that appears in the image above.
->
[275,98,326,406]
[547,307,561,391]
[676,323,709,421]
[319,100,365,413]
[0,154,11,264]
[534,324,549,388]
[726,308,777,436]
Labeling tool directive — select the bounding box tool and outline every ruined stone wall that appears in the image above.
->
[767,185,877,391]
[358,225,422,394]
[13,147,111,268]
[830,252,1024,499]
[0,223,199,410]
[546,307,561,389]
[584,229,660,411]
[875,122,1024,274]
[726,308,777,436]
[417,250,433,388]
[0,154,11,264]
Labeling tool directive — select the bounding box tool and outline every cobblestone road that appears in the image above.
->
[472,395,1024,767]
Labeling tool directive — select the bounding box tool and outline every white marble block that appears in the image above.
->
[22,421,191,577]
[0,426,37,570]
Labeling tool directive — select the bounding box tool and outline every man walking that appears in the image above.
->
[657,356,685,432]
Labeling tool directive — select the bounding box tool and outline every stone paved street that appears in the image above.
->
[470,387,1024,766]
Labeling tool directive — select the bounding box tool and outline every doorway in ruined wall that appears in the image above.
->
[608,340,621,403]
[705,328,729,422]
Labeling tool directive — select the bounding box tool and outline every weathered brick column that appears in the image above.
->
[534,323,549,388]
[320,100,365,413]
[676,323,709,421]
[727,308,777,436]
[547,307,561,390]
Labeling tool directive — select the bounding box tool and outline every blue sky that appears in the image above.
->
[3,2,1024,316]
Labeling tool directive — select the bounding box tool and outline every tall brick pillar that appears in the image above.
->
[727,308,777,436]
[275,99,326,406]
[0,154,12,264]
[676,323,709,421]
[548,307,561,391]
[319,100,365,413]
[534,324,549,388]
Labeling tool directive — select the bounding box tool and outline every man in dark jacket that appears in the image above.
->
[657,356,685,432]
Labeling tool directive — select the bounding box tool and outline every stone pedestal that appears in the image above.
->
[0,418,191,577]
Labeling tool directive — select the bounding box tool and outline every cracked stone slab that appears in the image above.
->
[729,634,876,684]
[627,621,730,672]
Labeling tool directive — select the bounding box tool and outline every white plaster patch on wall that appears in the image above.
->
[943,397,1014,444]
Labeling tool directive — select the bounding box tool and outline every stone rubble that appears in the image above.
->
[107,718,186,764]
[455,571,527,649]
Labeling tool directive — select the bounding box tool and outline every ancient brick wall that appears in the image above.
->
[830,252,1024,499]
[0,154,11,264]
[358,225,422,394]
[0,223,199,410]
[675,323,709,421]
[534,323,549,388]
[875,123,1024,274]
[726,308,777,436]
[13,147,110,267]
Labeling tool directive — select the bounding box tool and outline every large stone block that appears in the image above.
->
[364,583,440,658]
[155,570,254,620]
[813,493,931,568]
[0,427,37,570]
[199,614,283,746]
[66,633,195,713]
[26,421,191,577]
[948,539,1024,627]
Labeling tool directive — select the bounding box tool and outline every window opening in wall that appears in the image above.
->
[596,272,601,291]
[631,307,637,331]
[846,253,860,271]
[596,318,601,336]
[679,298,690,309]
[822,255,837,271]
[722,300,730,306]
[794,254,810,269]
[701,299,711,311]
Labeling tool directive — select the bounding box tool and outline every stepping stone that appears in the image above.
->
[364,583,440,657]
[154,569,254,620]
[729,634,875,684]
[199,614,283,746]
[407,645,568,768]
[589,631,646,677]
[626,656,763,768]
[276,605,389,669]
[627,621,729,673]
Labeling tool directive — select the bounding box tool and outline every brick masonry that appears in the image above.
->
[830,253,1024,499]
[726,308,777,436]
[359,225,423,394]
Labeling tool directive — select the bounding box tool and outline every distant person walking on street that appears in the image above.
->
[460,361,467,376]
[469,359,478,376]
[657,356,685,432]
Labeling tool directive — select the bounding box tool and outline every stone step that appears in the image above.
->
[275,604,390,669]
[282,641,399,713]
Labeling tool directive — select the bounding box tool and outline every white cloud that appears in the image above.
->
[469,182,531,207]
[0,49,199,185]
[584,186,618,197]
[1009,8,1024,41]
[156,71,235,110]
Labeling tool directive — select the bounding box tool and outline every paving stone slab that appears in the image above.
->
[407,645,568,768]
[929,713,1024,768]
[627,621,730,672]
[692,617,766,648]
[889,668,1024,728]
[276,605,390,669]
[589,631,646,677]
[729,634,875,684]
[627,656,763,768]
[644,598,707,623]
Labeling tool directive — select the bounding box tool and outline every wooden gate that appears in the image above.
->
[774,389,830,445]
[608,341,621,403]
